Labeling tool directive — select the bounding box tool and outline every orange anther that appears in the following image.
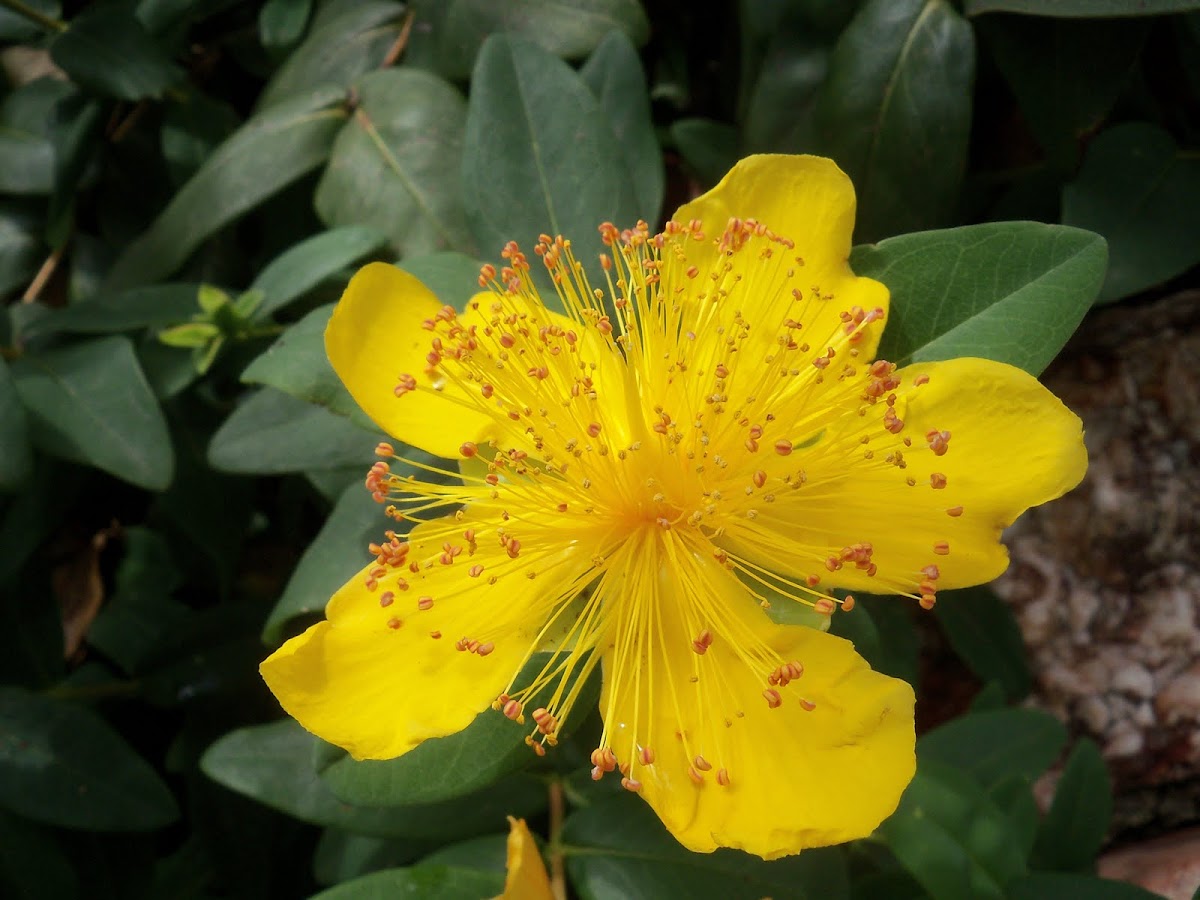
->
[930,473,948,489]
[638,746,655,765]
[841,594,856,612]
[468,564,484,577]
[798,698,816,712]
[693,755,712,772]
[946,506,964,517]
[379,591,394,608]
[374,442,394,457]
[716,768,730,786]
[933,541,950,555]
[587,422,602,438]
[687,766,704,785]
[762,689,782,709]
[386,617,402,630]
[775,439,793,456]
[476,641,495,657]
[621,777,642,793]
[460,441,477,458]
[814,598,836,615]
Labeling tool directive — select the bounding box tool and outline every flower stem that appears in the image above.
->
[0,0,67,32]
[547,778,567,900]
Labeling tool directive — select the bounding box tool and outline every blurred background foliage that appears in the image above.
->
[0,0,1196,898]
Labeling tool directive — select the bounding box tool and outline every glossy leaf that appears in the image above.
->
[1031,739,1112,872]
[0,79,67,195]
[878,761,1028,900]
[815,0,975,242]
[0,687,179,831]
[315,69,475,257]
[49,6,183,100]
[854,222,1107,375]
[431,0,650,80]
[250,226,389,320]
[311,865,503,900]
[966,0,1200,15]
[918,708,1067,790]
[742,24,830,154]
[160,90,240,187]
[580,30,664,224]
[1062,122,1200,303]
[207,387,381,474]
[21,284,202,340]
[259,0,312,50]
[313,829,433,887]
[1007,873,1165,900]
[11,336,173,490]
[563,794,849,899]
[0,201,42,297]
[462,35,641,293]
[105,87,347,289]
[319,653,599,807]
[257,1,405,110]
[934,586,1032,701]
[0,360,32,491]
[0,0,61,42]
[261,479,385,644]
[670,118,741,188]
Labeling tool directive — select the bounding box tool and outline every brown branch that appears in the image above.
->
[380,10,415,68]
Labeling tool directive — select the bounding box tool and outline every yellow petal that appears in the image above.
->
[260,510,586,760]
[600,545,915,859]
[722,356,1087,595]
[498,817,554,900]
[325,262,498,458]
[670,154,889,360]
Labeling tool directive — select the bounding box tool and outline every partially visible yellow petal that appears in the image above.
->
[260,510,587,760]
[325,262,498,458]
[498,817,554,900]
[669,154,890,360]
[600,543,915,859]
[720,356,1087,596]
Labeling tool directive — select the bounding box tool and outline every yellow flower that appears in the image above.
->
[260,155,1086,860]
[497,817,554,900]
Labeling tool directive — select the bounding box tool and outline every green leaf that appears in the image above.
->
[988,776,1040,862]
[0,200,42,297]
[0,360,32,491]
[742,24,830,155]
[160,90,240,187]
[158,322,220,348]
[669,118,741,188]
[49,6,183,100]
[0,79,70,195]
[1062,123,1200,303]
[933,586,1032,701]
[314,829,433,887]
[319,653,599,807]
[1007,873,1165,900]
[11,336,173,490]
[918,708,1067,790]
[207,387,381,474]
[311,865,503,900]
[814,0,975,242]
[462,34,641,293]
[0,0,61,42]
[0,687,179,831]
[878,761,1028,900]
[105,86,347,290]
[257,0,405,110]
[853,222,1107,375]
[261,479,383,643]
[45,94,102,248]
[965,0,1200,15]
[563,794,849,899]
[1031,738,1112,872]
[418,834,507,873]
[250,226,389,320]
[580,30,664,224]
[21,284,202,341]
[259,0,312,50]
[315,69,476,257]
[980,16,1148,168]
[0,809,79,900]
[830,594,920,685]
[400,252,487,305]
[240,305,362,421]
[431,0,651,80]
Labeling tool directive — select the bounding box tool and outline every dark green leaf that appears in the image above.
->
[0,360,32,491]
[45,94,102,249]
[315,69,475,257]
[257,1,405,110]
[418,834,507,873]
[580,30,664,224]
[49,6,183,100]
[250,226,389,320]
[989,776,1040,862]
[742,26,830,154]
[1031,738,1112,872]
[0,687,178,831]
[311,865,503,900]
[669,118,741,188]
[878,761,1027,900]
[462,35,641,293]
[400,252,486,306]
[1007,872,1165,900]
[831,594,920,685]
[981,16,1148,168]
[0,809,78,900]
[1062,123,1200,303]
[319,653,599,806]
[105,87,347,289]
[432,0,651,80]
[970,681,1008,713]
[966,0,1200,15]
[160,90,240,187]
[0,0,61,42]
[0,79,71,195]
[11,335,173,490]
[0,201,42,297]
[854,222,1107,375]
[933,586,1032,701]
[313,829,433,887]
[207,387,381,474]
[815,0,975,242]
[563,794,849,899]
[259,0,312,50]
[22,284,202,341]
[918,708,1067,790]
[261,479,383,644]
